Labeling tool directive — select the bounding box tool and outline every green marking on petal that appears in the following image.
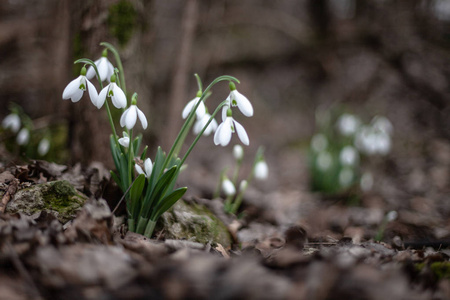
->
[109,90,114,96]
[79,84,86,90]
[232,100,237,106]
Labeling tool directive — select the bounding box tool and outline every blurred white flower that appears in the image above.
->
[2,114,21,133]
[182,96,206,119]
[227,82,253,117]
[16,128,30,145]
[337,113,361,136]
[355,126,391,156]
[360,172,374,192]
[339,167,354,188]
[38,138,50,156]
[193,113,217,136]
[311,133,328,153]
[316,151,333,171]
[386,210,398,222]
[233,145,244,160]
[339,145,359,166]
[254,160,269,180]
[120,105,148,130]
[239,180,248,191]
[222,178,236,196]
[135,158,153,178]
[371,116,393,135]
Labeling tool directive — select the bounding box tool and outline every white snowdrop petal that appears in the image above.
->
[62,76,82,99]
[214,123,224,145]
[196,101,206,119]
[125,106,137,129]
[234,91,253,117]
[97,58,109,82]
[135,164,144,175]
[16,128,30,145]
[97,85,109,109]
[233,145,244,160]
[221,105,228,122]
[86,58,102,80]
[254,161,269,180]
[222,179,236,196]
[120,108,130,127]
[234,120,249,146]
[144,158,153,177]
[137,108,148,129]
[2,114,21,133]
[182,99,195,119]
[86,80,99,108]
[71,88,84,102]
[219,118,233,146]
[118,137,130,147]
[111,85,127,108]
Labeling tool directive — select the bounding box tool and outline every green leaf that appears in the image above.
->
[129,174,146,219]
[149,147,166,190]
[141,165,178,218]
[133,134,142,157]
[110,170,122,191]
[140,145,148,161]
[151,187,187,220]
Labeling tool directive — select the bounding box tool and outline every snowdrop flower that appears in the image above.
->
[193,113,218,136]
[120,94,148,130]
[38,138,50,156]
[360,172,374,192]
[214,109,249,147]
[371,116,393,135]
[62,66,98,105]
[239,180,248,191]
[339,145,359,166]
[337,113,361,136]
[135,158,153,178]
[254,160,269,180]
[97,74,127,109]
[86,49,114,82]
[386,210,398,222]
[311,133,328,153]
[355,126,391,156]
[233,145,244,160]
[316,151,333,171]
[2,113,21,133]
[227,82,253,117]
[182,91,206,119]
[222,178,236,196]
[118,135,130,148]
[339,167,354,188]
[16,128,30,146]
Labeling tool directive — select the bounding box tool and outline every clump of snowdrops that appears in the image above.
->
[1,103,52,159]
[215,145,268,215]
[62,42,254,237]
[309,109,393,196]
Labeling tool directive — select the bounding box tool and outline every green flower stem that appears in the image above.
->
[128,218,135,233]
[232,158,243,185]
[224,194,234,213]
[160,75,240,177]
[179,100,228,167]
[213,168,227,199]
[136,216,149,234]
[127,129,134,189]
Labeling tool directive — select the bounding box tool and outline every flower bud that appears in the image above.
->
[222,178,236,196]
[254,160,269,180]
[16,128,30,146]
[233,145,244,160]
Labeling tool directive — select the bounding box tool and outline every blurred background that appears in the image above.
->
[1,0,450,226]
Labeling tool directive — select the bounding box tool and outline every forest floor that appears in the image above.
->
[0,140,450,300]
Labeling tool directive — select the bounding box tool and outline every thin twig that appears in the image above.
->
[0,179,18,213]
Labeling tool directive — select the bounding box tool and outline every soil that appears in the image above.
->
[0,145,449,300]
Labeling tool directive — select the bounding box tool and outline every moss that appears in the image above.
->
[430,262,450,280]
[107,0,137,46]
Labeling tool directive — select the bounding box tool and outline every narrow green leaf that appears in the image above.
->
[149,147,166,190]
[140,145,148,161]
[129,174,146,219]
[151,187,187,220]
[110,171,123,191]
[133,134,142,157]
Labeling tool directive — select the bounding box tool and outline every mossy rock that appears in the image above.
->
[160,200,232,248]
[5,180,87,224]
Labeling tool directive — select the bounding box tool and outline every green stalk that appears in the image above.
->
[143,220,157,238]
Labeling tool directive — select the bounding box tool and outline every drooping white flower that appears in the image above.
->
[336,113,361,136]
[371,115,393,135]
[2,113,21,133]
[339,145,359,166]
[97,75,127,109]
[193,113,218,136]
[16,128,30,145]
[360,172,374,192]
[86,50,115,82]
[311,133,328,153]
[316,151,333,171]
[135,158,153,178]
[254,160,269,180]
[386,210,398,222]
[222,178,236,196]
[118,136,130,148]
[227,82,253,117]
[214,116,249,147]
[233,145,244,160]
[38,138,50,156]
[355,126,391,156]
[120,104,148,130]
[62,67,98,105]
[182,96,206,119]
[339,167,354,188]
